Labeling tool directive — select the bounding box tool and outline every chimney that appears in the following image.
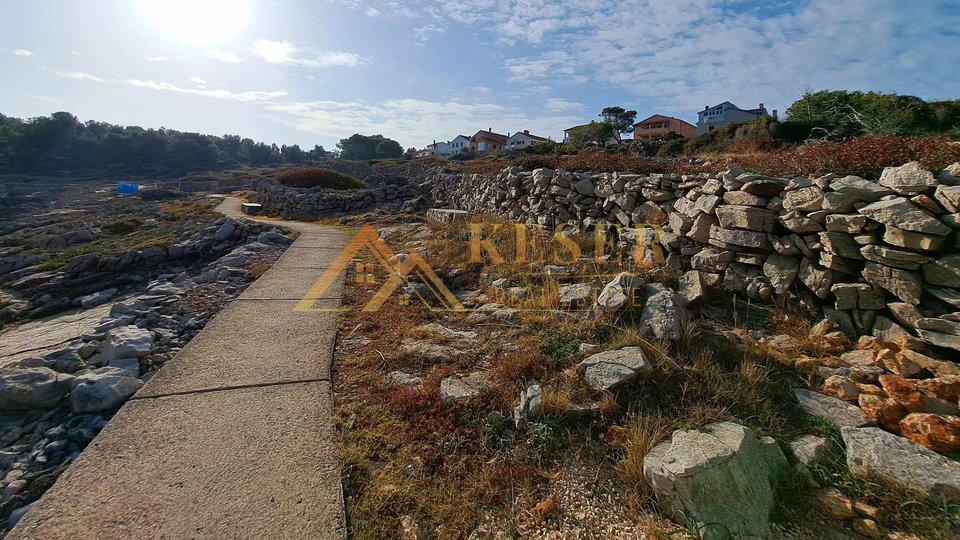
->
[507,132,510,137]
[524,129,529,134]
[704,105,709,110]
[759,103,764,110]
[433,139,436,145]
[772,109,778,120]
[488,127,492,132]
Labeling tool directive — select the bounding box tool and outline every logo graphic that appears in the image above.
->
[294,225,463,312]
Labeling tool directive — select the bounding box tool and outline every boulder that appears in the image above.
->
[922,254,960,287]
[782,186,824,212]
[678,270,707,303]
[842,427,960,500]
[715,205,776,232]
[639,289,688,340]
[558,283,594,309]
[862,262,922,305]
[858,394,908,431]
[789,434,831,467]
[100,325,154,363]
[70,367,143,413]
[643,422,788,538]
[578,347,651,391]
[878,161,938,195]
[0,367,75,410]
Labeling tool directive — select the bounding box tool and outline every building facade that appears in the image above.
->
[469,129,509,154]
[696,102,772,135]
[633,114,698,139]
[505,130,548,152]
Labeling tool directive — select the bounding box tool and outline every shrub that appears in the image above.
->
[731,136,960,178]
[274,167,366,190]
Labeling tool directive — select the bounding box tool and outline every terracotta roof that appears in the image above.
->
[634,114,696,129]
[472,130,508,143]
[564,123,592,132]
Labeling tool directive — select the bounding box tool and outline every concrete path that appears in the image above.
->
[11,198,352,539]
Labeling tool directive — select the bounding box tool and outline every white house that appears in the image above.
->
[448,135,470,154]
[504,130,549,152]
[696,102,775,135]
[426,140,451,155]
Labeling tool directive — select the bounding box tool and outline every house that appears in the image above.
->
[633,114,697,139]
[423,140,451,156]
[696,102,775,135]
[469,128,509,154]
[448,135,470,154]
[505,130,549,152]
[563,124,590,144]
[562,122,619,146]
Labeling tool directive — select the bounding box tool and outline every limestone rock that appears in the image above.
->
[830,176,893,201]
[715,205,776,232]
[922,254,960,287]
[858,198,951,236]
[595,272,642,313]
[878,161,938,195]
[0,367,75,410]
[512,382,543,426]
[643,422,788,539]
[678,270,707,303]
[70,367,143,413]
[558,283,595,309]
[579,347,651,391]
[842,427,960,500]
[639,289,688,340]
[794,389,873,428]
[782,186,824,212]
[862,262,922,305]
[789,434,830,467]
[440,373,491,403]
[100,325,154,363]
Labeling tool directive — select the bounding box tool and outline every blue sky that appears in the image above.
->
[1,0,957,151]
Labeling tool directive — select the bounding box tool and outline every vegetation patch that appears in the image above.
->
[274,167,367,190]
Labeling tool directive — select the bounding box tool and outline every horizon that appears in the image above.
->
[2,0,958,151]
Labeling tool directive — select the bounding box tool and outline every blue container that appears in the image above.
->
[117,183,140,195]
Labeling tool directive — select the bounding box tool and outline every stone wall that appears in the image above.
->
[426,162,960,355]
[255,179,422,219]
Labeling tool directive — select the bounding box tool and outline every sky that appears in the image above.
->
[1,0,958,151]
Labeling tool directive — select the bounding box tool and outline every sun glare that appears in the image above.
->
[139,0,250,45]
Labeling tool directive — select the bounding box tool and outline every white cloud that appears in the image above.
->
[544,98,583,112]
[52,70,286,103]
[210,50,243,63]
[364,6,381,17]
[188,76,207,86]
[424,0,960,118]
[250,39,365,68]
[13,49,34,57]
[265,97,579,148]
[54,71,106,83]
[145,55,170,62]
[412,24,445,45]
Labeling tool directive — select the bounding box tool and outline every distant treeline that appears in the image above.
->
[0,111,336,176]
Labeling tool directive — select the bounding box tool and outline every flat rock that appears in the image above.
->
[879,161,938,195]
[842,427,960,500]
[0,367,75,410]
[100,325,154,363]
[830,176,893,201]
[794,389,874,428]
[579,347,651,391]
[70,367,143,413]
[858,198,951,236]
[639,289,688,340]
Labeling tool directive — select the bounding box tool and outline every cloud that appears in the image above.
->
[544,98,583,112]
[13,49,34,57]
[250,39,365,68]
[188,76,207,86]
[424,0,960,117]
[54,71,106,83]
[264,97,579,147]
[412,24,445,45]
[210,50,243,63]
[364,6,381,17]
[52,71,286,103]
[145,55,170,62]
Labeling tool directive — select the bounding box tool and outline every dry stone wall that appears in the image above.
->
[255,179,421,219]
[427,162,960,356]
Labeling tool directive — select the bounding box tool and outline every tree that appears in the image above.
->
[337,134,403,160]
[281,144,305,164]
[567,121,616,148]
[599,106,637,142]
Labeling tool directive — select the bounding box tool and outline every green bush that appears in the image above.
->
[274,167,366,190]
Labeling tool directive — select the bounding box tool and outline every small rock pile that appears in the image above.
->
[427,162,960,355]
[0,228,293,528]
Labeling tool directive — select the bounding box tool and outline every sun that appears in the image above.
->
[139,0,250,45]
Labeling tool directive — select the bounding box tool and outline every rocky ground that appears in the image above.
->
[0,182,296,532]
[330,211,959,539]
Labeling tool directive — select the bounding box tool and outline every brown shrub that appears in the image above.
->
[730,136,960,179]
[274,167,366,189]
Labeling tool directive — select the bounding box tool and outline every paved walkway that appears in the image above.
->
[11,198,351,539]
